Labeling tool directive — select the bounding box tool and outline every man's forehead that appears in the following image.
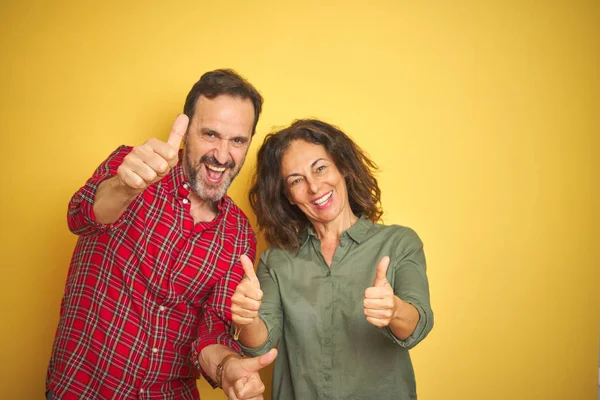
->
[192,95,254,137]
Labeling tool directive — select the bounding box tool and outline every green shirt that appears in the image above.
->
[239,217,434,400]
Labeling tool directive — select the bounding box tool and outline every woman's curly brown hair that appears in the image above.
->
[249,119,382,249]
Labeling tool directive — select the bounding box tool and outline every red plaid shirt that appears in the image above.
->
[47,146,256,399]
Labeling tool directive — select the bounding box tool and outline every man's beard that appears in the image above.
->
[184,151,241,202]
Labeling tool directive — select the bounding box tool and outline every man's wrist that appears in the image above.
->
[216,353,242,388]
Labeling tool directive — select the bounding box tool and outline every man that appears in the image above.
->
[47,69,276,399]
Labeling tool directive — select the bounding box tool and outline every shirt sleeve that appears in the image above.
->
[238,249,283,357]
[191,229,256,387]
[67,146,134,236]
[381,228,434,349]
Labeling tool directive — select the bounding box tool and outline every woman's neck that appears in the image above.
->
[311,210,358,242]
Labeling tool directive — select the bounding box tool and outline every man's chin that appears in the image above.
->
[194,182,230,202]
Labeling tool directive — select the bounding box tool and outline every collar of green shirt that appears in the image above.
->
[299,214,373,248]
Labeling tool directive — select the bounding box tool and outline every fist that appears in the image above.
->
[116,114,188,192]
[231,255,263,327]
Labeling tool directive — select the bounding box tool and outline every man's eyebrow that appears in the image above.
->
[200,127,221,137]
[200,128,249,143]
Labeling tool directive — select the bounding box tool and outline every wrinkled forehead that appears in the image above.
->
[191,95,254,139]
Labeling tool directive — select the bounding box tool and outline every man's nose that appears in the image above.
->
[213,138,230,165]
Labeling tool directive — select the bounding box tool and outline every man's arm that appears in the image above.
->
[92,176,140,224]
[199,344,241,385]
[67,114,188,234]
[93,114,187,224]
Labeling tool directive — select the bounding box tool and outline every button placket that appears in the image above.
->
[321,268,334,392]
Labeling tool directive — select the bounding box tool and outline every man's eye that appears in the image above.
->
[231,137,248,148]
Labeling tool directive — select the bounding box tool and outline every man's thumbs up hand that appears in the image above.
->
[222,349,277,400]
[116,114,188,193]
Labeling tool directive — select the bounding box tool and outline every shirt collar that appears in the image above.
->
[300,214,373,248]
[345,215,373,243]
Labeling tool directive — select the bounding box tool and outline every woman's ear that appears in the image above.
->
[284,192,295,206]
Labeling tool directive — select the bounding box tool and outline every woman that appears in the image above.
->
[231,119,433,400]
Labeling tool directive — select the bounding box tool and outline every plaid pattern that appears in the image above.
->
[47,146,256,399]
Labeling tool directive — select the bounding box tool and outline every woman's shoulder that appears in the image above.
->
[259,246,298,271]
[366,221,424,250]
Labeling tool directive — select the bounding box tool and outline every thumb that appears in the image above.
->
[373,256,390,287]
[240,254,259,285]
[167,114,189,149]
[242,348,278,374]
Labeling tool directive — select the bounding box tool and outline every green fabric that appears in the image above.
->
[239,217,434,400]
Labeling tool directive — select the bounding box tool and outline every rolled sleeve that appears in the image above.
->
[67,146,134,236]
[383,300,434,349]
[237,315,278,357]
[381,229,434,349]
[191,241,255,387]
[190,306,243,387]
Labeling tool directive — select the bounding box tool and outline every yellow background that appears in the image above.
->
[1,1,598,399]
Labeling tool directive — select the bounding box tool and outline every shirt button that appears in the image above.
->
[182,198,189,204]
[139,388,144,394]
[183,183,189,189]
[152,347,159,354]
[324,338,331,346]
[325,303,331,309]
[159,305,165,312]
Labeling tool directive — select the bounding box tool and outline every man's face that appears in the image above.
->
[183,95,255,202]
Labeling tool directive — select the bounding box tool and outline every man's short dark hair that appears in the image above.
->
[183,69,263,135]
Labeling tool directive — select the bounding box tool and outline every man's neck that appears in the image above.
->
[188,191,218,223]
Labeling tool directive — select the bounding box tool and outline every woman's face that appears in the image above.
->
[281,140,351,227]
